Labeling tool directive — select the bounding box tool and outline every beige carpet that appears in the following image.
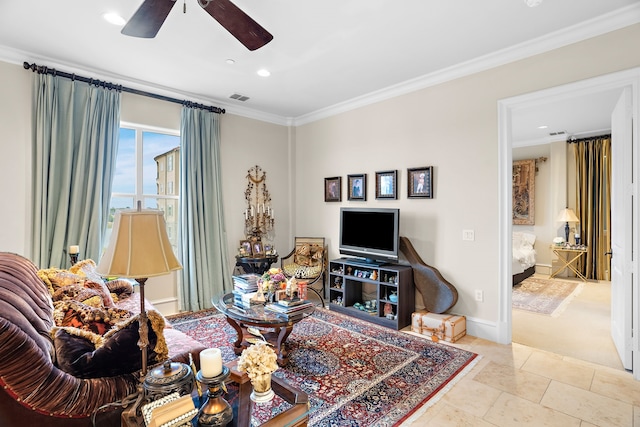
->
[512,276,584,317]
[513,276,623,370]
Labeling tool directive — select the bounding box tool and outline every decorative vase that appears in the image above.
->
[389,292,398,303]
[250,373,274,403]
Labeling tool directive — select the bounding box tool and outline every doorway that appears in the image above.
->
[497,67,640,378]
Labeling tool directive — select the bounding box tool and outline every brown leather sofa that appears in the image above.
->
[0,252,206,427]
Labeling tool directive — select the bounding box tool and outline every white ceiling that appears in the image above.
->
[0,1,639,138]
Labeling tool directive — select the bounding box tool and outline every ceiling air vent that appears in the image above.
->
[229,93,250,102]
[549,131,566,136]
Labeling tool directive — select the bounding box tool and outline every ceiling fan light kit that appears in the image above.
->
[122,0,273,50]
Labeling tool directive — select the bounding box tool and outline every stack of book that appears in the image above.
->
[232,273,260,308]
[264,299,314,320]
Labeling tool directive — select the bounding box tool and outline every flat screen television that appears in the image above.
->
[339,207,400,264]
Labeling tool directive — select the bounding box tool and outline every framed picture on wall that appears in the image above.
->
[375,170,397,200]
[513,159,535,225]
[347,174,367,201]
[324,176,342,202]
[407,167,433,198]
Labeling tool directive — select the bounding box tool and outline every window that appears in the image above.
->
[167,154,174,172]
[107,125,180,250]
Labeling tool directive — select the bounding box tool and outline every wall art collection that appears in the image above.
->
[325,167,433,202]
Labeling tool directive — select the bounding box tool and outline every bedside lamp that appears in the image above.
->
[96,203,182,426]
[557,208,579,244]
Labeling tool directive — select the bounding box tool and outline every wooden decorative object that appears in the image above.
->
[399,236,458,314]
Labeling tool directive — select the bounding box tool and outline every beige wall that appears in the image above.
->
[1,23,639,336]
[294,24,640,339]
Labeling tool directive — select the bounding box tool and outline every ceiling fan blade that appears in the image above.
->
[121,0,177,38]
[201,0,273,51]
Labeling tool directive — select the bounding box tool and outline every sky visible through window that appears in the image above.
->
[111,128,179,209]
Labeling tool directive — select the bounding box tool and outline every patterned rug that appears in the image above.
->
[167,308,478,426]
[513,277,585,317]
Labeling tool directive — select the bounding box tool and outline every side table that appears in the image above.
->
[225,360,309,427]
[550,246,588,282]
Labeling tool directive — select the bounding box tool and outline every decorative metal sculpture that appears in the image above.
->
[244,165,274,240]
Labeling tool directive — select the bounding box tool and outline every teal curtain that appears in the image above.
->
[31,74,120,268]
[179,107,230,311]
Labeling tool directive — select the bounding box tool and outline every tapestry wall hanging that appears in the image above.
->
[513,159,535,225]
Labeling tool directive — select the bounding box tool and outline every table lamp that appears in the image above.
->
[96,203,182,426]
[557,207,579,244]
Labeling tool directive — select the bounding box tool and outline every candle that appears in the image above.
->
[69,245,79,255]
[244,209,248,220]
[261,203,265,213]
[200,348,222,377]
[271,209,274,220]
[251,205,255,217]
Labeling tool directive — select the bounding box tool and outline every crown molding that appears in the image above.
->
[2,4,638,128]
[293,3,640,126]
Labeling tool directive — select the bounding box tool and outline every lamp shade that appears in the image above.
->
[96,209,182,278]
[556,208,579,223]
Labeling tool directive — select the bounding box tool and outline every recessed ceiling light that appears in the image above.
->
[226,59,235,65]
[257,69,271,77]
[538,125,548,129]
[523,0,543,7]
[103,12,126,26]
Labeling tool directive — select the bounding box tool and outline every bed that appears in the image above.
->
[512,231,536,286]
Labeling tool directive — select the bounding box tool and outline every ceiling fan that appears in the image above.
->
[121,0,273,51]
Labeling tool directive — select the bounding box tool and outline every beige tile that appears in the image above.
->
[484,392,581,427]
[419,404,497,427]
[466,340,533,369]
[580,422,598,427]
[541,381,633,427]
[441,372,502,417]
[473,360,550,403]
[634,405,640,427]
[590,368,640,405]
[521,350,594,390]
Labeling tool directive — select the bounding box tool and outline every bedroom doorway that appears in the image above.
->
[498,68,640,378]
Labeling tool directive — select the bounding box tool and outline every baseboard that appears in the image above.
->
[466,316,498,342]
[150,297,179,317]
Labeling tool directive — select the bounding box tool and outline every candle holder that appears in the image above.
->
[69,253,78,266]
[196,367,233,427]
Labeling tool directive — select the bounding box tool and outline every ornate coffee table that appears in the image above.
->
[212,293,314,366]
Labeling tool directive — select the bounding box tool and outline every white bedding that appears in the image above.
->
[513,232,536,274]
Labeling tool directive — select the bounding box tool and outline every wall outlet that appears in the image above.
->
[475,290,484,302]
[462,229,475,241]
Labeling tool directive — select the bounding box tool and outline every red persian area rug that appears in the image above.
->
[167,308,478,426]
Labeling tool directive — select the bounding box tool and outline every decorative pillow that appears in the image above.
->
[38,268,83,295]
[71,259,116,307]
[53,300,131,335]
[52,311,168,379]
[106,278,134,299]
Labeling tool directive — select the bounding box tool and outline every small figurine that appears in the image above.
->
[384,302,393,316]
[371,270,377,280]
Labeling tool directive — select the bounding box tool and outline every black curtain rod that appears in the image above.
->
[23,61,225,115]
[567,134,611,144]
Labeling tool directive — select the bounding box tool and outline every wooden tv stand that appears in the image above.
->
[328,258,414,330]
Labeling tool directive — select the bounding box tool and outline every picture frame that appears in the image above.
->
[252,241,265,257]
[239,240,252,256]
[324,176,342,202]
[513,159,535,225]
[347,174,367,201]
[375,170,397,200]
[407,167,433,199]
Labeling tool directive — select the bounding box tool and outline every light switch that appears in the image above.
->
[462,230,475,241]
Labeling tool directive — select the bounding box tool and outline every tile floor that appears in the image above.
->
[401,334,640,427]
